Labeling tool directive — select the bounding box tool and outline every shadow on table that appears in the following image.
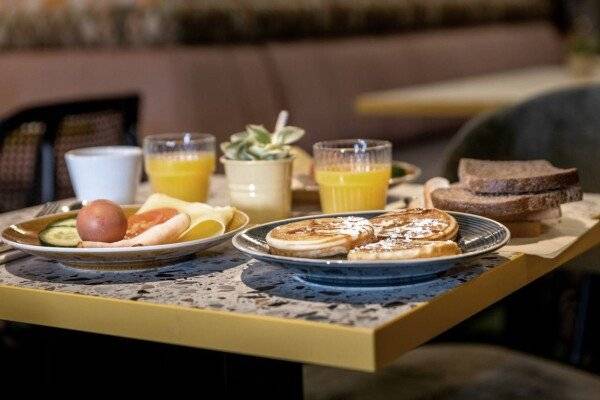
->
[5,244,249,285]
[239,254,509,307]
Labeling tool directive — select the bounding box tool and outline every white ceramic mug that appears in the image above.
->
[65,146,143,204]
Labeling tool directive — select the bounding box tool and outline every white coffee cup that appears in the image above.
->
[65,146,143,204]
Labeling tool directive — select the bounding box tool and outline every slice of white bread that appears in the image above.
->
[459,159,579,194]
[369,208,458,240]
[348,239,461,260]
[424,177,450,209]
[431,184,582,219]
[266,217,375,258]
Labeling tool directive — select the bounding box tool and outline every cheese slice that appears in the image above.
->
[136,193,235,241]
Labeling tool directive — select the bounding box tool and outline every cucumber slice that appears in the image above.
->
[39,226,81,247]
[49,217,77,228]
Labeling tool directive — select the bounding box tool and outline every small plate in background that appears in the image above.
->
[389,161,421,186]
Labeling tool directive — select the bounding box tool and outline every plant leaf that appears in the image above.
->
[247,144,269,158]
[237,143,255,160]
[272,126,305,145]
[246,124,271,144]
[230,131,249,143]
[222,141,245,159]
[226,150,238,159]
[224,123,300,160]
[220,142,230,154]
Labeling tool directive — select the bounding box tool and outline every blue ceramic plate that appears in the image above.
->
[232,211,510,287]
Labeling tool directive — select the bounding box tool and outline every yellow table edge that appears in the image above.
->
[1,222,598,372]
[373,222,600,369]
[0,283,375,371]
[354,95,504,118]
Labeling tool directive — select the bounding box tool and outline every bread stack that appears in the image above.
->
[430,159,582,237]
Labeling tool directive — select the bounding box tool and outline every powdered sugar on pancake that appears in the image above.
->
[348,238,461,260]
[353,238,428,251]
[377,218,449,239]
[266,217,374,253]
[269,217,372,242]
[370,208,456,240]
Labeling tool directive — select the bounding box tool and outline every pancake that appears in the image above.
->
[348,238,461,260]
[369,208,458,240]
[266,217,375,258]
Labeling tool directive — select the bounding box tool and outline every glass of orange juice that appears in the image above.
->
[314,139,392,213]
[143,133,216,202]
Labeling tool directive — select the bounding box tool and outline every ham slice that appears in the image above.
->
[80,213,191,248]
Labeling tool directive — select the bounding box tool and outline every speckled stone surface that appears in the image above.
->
[0,178,594,329]
[0,243,515,327]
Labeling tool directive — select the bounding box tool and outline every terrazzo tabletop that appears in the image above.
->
[0,178,508,327]
[1,176,599,371]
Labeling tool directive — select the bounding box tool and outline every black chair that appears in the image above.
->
[441,84,600,372]
[0,94,139,212]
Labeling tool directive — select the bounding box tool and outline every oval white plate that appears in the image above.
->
[2,206,249,270]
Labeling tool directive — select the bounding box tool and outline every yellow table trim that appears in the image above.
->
[355,96,503,118]
[374,222,600,369]
[0,284,376,371]
[354,65,600,118]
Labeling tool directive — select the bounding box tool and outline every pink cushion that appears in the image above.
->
[266,22,564,148]
[0,23,563,151]
[0,47,280,143]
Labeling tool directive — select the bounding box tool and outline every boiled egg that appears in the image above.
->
[76,199,128,243]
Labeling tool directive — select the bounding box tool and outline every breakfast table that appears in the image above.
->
[355,64,600,118]
[1,175,600,397]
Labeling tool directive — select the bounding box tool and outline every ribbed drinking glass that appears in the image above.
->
[313,139,392,213]
[144,133,216,202]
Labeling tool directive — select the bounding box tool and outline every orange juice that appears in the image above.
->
[315,165,391,213]
[145,151,215,202]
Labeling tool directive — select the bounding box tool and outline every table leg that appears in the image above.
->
[223,353,304,400]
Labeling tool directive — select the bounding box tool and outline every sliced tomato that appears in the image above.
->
[125,208,179,239]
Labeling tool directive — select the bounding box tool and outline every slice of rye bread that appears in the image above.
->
[458,159,579,194]
[496,207,561,222]
[430,184,582,219]
[504,221,544,238]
